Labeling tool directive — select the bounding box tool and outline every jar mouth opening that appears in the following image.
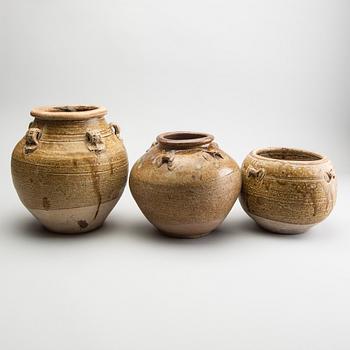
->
[48,105,98,113]
[30,105,107,120]
[254,147,325,163]
[157,131,214,149]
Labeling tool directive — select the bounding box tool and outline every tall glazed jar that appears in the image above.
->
[11,105,128,233]
[129,131,242,238]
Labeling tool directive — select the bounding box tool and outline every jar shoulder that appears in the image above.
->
[241,153,336,181]
[11,119,128,174]
[131,144,241,185]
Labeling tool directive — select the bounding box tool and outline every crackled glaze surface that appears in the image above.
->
[11,105,128,233]
[240,147,337,234]
[129,132,242,238]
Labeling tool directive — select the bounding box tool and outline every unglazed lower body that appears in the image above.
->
[28,198,118,233]
[240,197,317,234]
[249,213,314,234]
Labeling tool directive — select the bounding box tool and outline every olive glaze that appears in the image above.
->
[130,131,242,238]
[240,147,337,234]
[11,105,128,233]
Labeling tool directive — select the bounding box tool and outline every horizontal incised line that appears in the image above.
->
[25,170,127,176]
[245,175,327,182]
[29,198,118,211]
[16,167,127,176]
[241,194,334,204]
[13,159,127,168]
[41,133,114,143]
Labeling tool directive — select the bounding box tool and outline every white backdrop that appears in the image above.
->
[1,0,349,171]
[1,1,349,349]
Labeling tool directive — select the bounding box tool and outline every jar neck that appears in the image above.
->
[156,131,214,150]
[29,116,110,142]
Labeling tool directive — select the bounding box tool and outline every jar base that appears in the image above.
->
[158,230,212,239]
[154,220,222,238]
[28,198,118,234]
[42,222,104,235]
[250,213,314,234]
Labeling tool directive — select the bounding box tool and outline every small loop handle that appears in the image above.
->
[110,123,121,137]
[24,127,42,154]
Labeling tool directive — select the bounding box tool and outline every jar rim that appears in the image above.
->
[251,147,327,164]
[156,131,214,149]
[30,105,107,120]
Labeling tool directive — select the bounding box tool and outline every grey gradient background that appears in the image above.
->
[1,1,349,349]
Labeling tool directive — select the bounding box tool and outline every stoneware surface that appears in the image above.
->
[240,147,337,234]
[11,105,128,233]
[129,131,242,238]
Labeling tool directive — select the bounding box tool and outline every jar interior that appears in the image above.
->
[257,148,323,161]
[157,131,214,149]
[164,132,209,141]
[30,105,106,120]
[47,106,98,113]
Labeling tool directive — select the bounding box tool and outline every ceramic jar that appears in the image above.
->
[11,105,128,233]
[240,147,337,234]
[129,131,242,238]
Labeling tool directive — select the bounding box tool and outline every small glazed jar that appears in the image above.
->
[11,105,128,233]
[129,131,242,238]
[240,147,337,234]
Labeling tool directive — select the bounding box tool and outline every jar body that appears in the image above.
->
[240,148,337,234]
[130,137,241,238]
[11,114,128,233]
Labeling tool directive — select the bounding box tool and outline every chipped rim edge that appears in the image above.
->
[30,105,107,120]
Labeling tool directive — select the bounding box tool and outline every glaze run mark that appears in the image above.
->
[42,197,50,210]
[78,220,89,229]
[88,160,102,220]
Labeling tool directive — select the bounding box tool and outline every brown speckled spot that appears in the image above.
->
[42,197,50,210]
[78,220,89,229]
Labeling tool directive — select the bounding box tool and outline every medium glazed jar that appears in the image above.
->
[240,147,337,234]
[11,105,128,233]
[129,131,242,238]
